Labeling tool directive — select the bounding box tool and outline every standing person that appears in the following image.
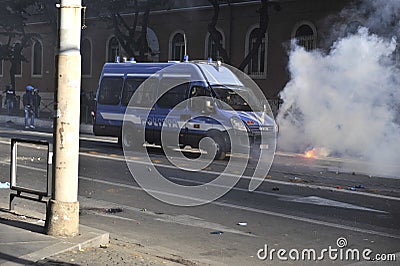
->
[4,85,16,115]
[23,85,35,129]
[33,88,41,118]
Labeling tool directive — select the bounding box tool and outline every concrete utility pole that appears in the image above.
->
[45,0,82,237]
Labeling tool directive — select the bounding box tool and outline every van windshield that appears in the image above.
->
[211,85,262,112]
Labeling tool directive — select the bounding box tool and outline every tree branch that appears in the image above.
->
[207,0,230,63]
[238,0,280,71]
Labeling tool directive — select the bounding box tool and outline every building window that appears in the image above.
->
[205,30,225,61]
[108,37,120,62]
[32,40,43,76]
[293,22,317,51]
[82,38,92,76]
[170,32,185,61]
[245,27,267,78]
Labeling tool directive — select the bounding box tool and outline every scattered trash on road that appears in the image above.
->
[210,231,224,235]
[106,208,123,214]
[290,177,303,183]
[237,222,247,226]
[0,182,10,189]
[265,175,272,179]
[140,208,147,212]
[347,185,365,191]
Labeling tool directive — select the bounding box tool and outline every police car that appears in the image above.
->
[93,59,276,159]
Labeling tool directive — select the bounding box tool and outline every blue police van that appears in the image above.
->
[93,60,276,159]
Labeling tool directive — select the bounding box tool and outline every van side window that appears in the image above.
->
[121,77,146,106]
[98,77,123,105]
[156,82,189,109]
[128,76,158,108]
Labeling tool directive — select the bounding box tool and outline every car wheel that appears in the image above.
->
[202,135,226,160]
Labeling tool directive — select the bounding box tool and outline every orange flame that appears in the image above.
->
[304,150,316,159]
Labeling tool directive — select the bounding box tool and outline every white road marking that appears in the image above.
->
[154,214,253,236]
[211,201,400,240]
[77,175,400,240]
[0,154,398,240]
[1,135,400,203]
[84,210,140,223]
[165,176,388,213]
[0,135,400,239]
[285,196,387,213]
[79,196,252,236]
[79,151,400,202]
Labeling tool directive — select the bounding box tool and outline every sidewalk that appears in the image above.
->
[0,187,109,265]
[0,114,93,135]
[0,189,195,265]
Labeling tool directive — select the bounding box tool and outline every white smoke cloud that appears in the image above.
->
[277,25,400,177]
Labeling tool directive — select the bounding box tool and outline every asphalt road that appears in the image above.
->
[0,125,399,265]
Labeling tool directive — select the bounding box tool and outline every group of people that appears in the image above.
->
[3,84,41,129]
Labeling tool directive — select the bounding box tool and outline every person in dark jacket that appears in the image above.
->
[33,88,41,118]
[4,85,16,115]
[23,85,35,129]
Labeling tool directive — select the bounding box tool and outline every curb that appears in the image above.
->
[13,225,110,264]
[0,190,109,265]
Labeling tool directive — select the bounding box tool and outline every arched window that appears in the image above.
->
[170,32,185,61]
[32,40,43,76]
[108,37,120,62]
[146,27,160,62]
[293,22,317,51]
[206,30,225,60]
[81,38,92,76]
[246,27,267,78]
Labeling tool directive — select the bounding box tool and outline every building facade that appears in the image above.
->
[0,0,354,116]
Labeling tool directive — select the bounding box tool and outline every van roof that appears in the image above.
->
[102,62,177,75]
[101,61,243,87]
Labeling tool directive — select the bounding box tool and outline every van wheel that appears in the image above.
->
[202,135,226,160]
[122,124,140,150]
